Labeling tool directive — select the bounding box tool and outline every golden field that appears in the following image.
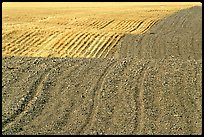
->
[2,2,201,58]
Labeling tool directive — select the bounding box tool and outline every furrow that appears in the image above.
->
[130,20,144,33]
[55,31,82,57]
[9,31,39,55]
[67,32,91,56]
[92,33,116,58]
[53,32,76,56]
[103,34,124,58]
[81,33,102,57]
[2,68,52,131]
[86,33,107,58]
[5,31,30,51]
[63,32,86,55]
[133,19,152,34]
[51,31,74,51]
[124,21,138,32]
[29,33,53,55]
[119,20,133,31]
[22,34,51,56]
[115,20,129,31]
[76,33,100,58]
[32,32,60,57]
[99,20,114,29]
[141,20,158,34]
[79,60,117,134]
[59,32,84,57]
[111,20,125,30]
[71,33,96,58]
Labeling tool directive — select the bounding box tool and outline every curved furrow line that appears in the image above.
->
[127,20,140,32]
[47,63,93,134]
[116,20,130,30]
[140,20,159,34]
[140,19,155,33]
[126,20,141,32]
[2,67,52,132]
[137,64,150,134]
[51,31,74,52]
[97,34,120,58]
[5,31,30,51]
[89,20,100,27]
[87,20,102,29]
[92,34,115,58]
[95,20,109,29]
[99,20,114,29]
[86,33,108,58]
[27,33,54,56]
[133,19,152,34]
[67,32,91,56]
[115,20,129,31]
[53,32,76,56]
[124,21,138,32]
[18,32,50,56]
[21,35,43,56]
[53,31,81,57]
[59,32,84,57]
[120,20,135,32]
[41,31,62,46]
[111,20,126,30]
[103,34,124,58]
[136,19,150,28]
[81,33,102,58]
[78,60,117,134]
[115,21,129,31]
[63,32,86,55]
[6,32,37,56]
[34,32,62,57]
[82,19,92,26]
[16,35,40,56]
[10,30,35,45]
[71,33,97,58]
[22,35,49,56]
[119,20,133,31]
[33,32,61,57]
[2,30,17,40]
[9,31,39,55]
[129,20,144,33]
[70,32,95,57]
[92,20,104,29]
[6,30,29,44]
[75,33,101,58]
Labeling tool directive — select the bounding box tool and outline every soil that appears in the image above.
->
[2,6,202,135]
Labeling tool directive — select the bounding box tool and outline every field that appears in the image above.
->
[2,2,202,135]
[2,2,200,58]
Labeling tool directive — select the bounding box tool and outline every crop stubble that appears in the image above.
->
[2,3,197,58]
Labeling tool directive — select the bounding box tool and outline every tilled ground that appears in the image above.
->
[2,6,202,135]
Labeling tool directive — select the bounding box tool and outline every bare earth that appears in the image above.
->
[2,3,202,135]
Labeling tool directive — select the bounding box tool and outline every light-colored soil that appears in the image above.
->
[2,3,202,135]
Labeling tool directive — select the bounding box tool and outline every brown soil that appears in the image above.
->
[2,6,202,135]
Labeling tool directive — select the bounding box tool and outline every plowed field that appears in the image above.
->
[2,3,202,135]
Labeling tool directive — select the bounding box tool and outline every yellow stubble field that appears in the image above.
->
[2,2,201,58]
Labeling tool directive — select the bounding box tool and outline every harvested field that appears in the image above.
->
[2,2,200,58]
[2,2,202,135]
